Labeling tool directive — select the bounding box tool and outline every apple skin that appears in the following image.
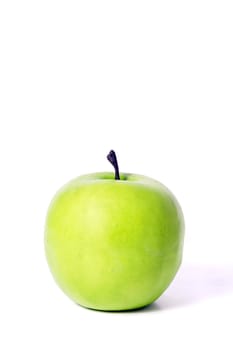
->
[44,172,184,311]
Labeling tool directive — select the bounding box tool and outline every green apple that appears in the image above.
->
[44,150,184,311]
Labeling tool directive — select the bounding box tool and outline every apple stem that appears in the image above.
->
[107,150,120,180]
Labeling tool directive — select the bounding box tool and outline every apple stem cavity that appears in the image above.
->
[107,150,120,180]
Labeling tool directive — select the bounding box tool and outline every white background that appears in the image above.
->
[1,1,233,349]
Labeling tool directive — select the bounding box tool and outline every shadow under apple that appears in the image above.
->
[154,262,233,311]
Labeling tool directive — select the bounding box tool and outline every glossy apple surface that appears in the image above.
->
[44,172,184,311]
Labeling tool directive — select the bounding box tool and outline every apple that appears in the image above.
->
[44,150,184,311]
